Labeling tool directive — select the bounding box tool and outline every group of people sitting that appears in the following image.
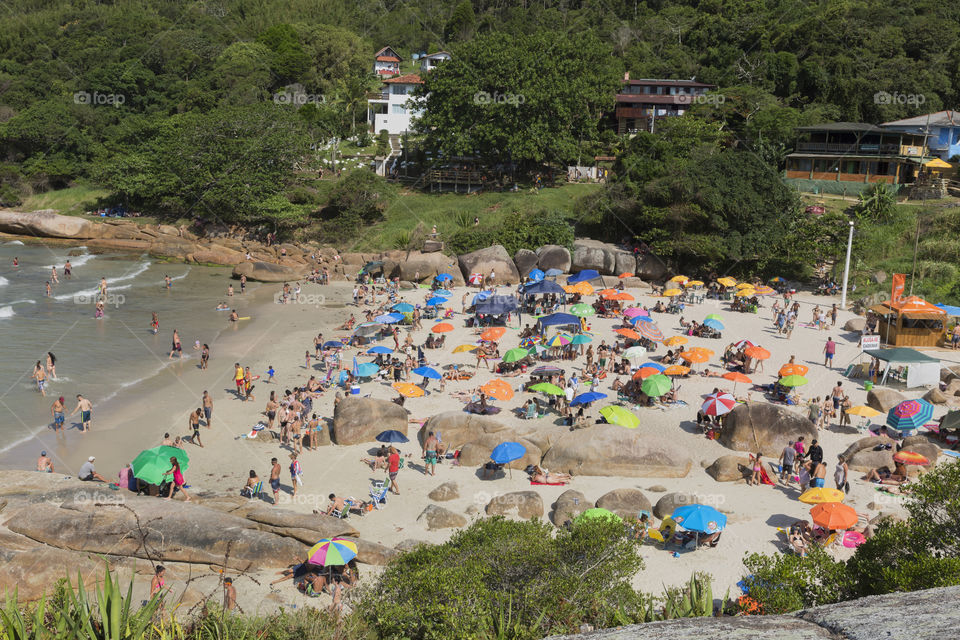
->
[678,317,721,339]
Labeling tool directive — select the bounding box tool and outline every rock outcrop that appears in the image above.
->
[232,261,307,283]
[417,504,467,530]
[485,491,544,520]
[536,244,572,273]
[706,455,752,482]
[0,210,95,238]
[419,413,512,449]
[595,488,652,519]
[866,388,906,412]
[332,397,408,445]
[719,403,817,455]
[458,245,521,285]
[427,481,460,502]
[541,425,692,478]
[551,489,588,527]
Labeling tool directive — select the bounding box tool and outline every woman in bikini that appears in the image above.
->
[162,457,191,501]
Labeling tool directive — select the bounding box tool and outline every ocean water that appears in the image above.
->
[0,242,237,455]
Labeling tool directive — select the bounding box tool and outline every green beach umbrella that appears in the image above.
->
[641,373,672,397]
[779,375,809,388]
[503,347,531,363]
[570,334,593,345]
[577,507,623,523]
[131,446,189,485]
[570,303,596,317]
[600,405,640,428]
[529,382,565,395]
[704,313,723,321]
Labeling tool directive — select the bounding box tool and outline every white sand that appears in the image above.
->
[31,278,960,613]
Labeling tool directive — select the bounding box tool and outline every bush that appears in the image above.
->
[741,546,852,614]
[447,209,574,256]
[359,517,647,639]
[324,169,396,225]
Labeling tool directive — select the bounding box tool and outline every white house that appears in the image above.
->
[419,51,451,73]
[373,46,401,77]
[367,74,424,135]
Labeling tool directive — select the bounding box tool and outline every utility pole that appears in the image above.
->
[840,220,854,308]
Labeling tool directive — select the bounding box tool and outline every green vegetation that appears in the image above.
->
[741,462,960,615]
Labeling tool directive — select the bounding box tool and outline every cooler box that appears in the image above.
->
[350,385,361,395]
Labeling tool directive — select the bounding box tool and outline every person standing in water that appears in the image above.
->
[50,266,59,284]
[33,361,46,397]
[151,312,159,334]
[169,329,182,359]
[63,260,72,278]
[70,394,93,431]
[164,275,172,289]
[45,281,51,297]
[51,396,65,431]
[240,274,246,294]
[99,277,108,295]
[46,352,57,379]
[200,343,210,370]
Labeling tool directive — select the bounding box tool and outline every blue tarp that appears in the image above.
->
[538,312,581,328]
[936,303,960,317]
[567,269,600,283]
[471,291,494,306]
[522,280,566,295]
[476,295,518,315]
[526,268,545,282]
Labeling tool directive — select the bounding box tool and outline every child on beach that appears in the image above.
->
[749,452,763,486]
[267,365,275,382]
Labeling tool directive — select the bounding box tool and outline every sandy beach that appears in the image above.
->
[8,272,960,614]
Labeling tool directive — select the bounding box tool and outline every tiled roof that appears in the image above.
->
[384,74,423,84]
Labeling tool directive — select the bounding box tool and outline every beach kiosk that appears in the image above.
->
[862,347,940,389]
[869,296,946,347]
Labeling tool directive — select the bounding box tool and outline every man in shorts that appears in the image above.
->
[202,390,213,426]
[234,363,246,399]
[778,440,797,485]
[422,431,439,476]
[78,456,106,482]
[270,457,282,505]
[70,394,93,432]
[823,337,836,368]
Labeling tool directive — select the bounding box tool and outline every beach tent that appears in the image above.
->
[537,312,581,329]
[521,280,566,295]
[936,303,960,317]
[863,347,940,389]
[475,295,518,315]
[567,269,600,284]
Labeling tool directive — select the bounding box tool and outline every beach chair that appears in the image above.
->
[242,480,263,500]
[369,485,388,509]
[331,504,350,519]
[646,528,667,548]
[524,403,536,420]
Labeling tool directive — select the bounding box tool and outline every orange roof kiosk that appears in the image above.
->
[869,296,946,348]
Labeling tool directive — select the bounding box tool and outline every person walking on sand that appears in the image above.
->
[234,363,246,399]
[823,336,836,368]
[202,390,213,426]
[387,446,401,494]
[748,452,763,486]
[289,453,302,499]
[189,408,204,447]
[51,396,65,431]
[834,454,849,492]
[779,441,796,485]
[70,394,93,432]
[423,431,439,476]
[270,457,282,505]
[162,457,191,501]
[33,361,46,397]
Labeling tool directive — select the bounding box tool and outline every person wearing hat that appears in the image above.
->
[78,456,106,482]
[36,451,54,473]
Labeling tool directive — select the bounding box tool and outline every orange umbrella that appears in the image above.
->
[810,503,857,530]
[779,363,809,377]
[599,288,618,297]
[633,367,661,381]
[479,327,506,342]
[663,365,691,376]
[687,347,715,357]
[481,379,514,402]
[745,346,771,360]
[615,328,641,340]
[893,450,929,465]
[618,272,634,278]
[432,322,454,333]
[663,336,688,347]
[723,372,752,384]
[679,351,709,364]
[569,281,594,295]
[608,292,634,301]
[392,382,425,398]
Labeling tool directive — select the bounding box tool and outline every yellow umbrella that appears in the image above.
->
[684,280,704,287]
[846,405,881,418]
[669,275,689,283]
[798,488,845,504]
[735,288,756,297]
[663,336,688,347]
[736,282,755,289]
[662,288,683,297]
[717,277,737,287]
[452,344,478,353]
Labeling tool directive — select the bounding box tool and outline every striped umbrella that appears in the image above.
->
[753,285,776,296]
[469,273,484,285]
[545,334,571,347]
[702,392,737,416]
[307,538,358,567]
[633,319,664,342]
[886,399,934,432]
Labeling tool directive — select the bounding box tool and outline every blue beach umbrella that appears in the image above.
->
[392,302,415,313]
[435,273,453,282]
[570,391,608,406]
[433,289,453,298]
[426,296,446,306]
[366,346,393,355]
[640,362,666,372]
[567,269,600,284]
[375,313,404,324]
[672,504,727,534]
[703,318,724,331]
[527,268,545,282]
[490,441,526,464]
[412,366,442,380]
[375,430,409,443]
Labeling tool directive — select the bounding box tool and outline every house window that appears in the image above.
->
[392,105,405,114]
[843,160,860,174]
[391,85,408,95]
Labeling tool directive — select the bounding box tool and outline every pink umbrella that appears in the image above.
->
[701,392,737,416]
[623,308,649,319]
[469,273,483,285]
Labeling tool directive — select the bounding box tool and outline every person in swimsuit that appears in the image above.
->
[70,394,92,431]
[46,352,57,379]
[265,392,278,428]
[164,275,172,289]
[99,277,108,295]
[50,266,58,283]
[151,311,159,334]
[63,260,71,278]
[422,431,439,476]
[270,457,282,505]
[162,456,191,501]
[200,344,210,370]
[51,396,65,431]
[202,390,213,426]
[150,566,166,600]
[168,330,182,359]
[33,361,46,396]
[37,450,54,472]
[189,408,203,447]
[244,367,255,401]
[234,363,246,399]
[749,452,763,486]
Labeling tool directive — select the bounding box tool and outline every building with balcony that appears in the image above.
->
[419,51,451,73]
[784,123,932,195]
[612,75,715,134]
[367,74,423,135]
[882,111,960,162]
[373,46,401,77]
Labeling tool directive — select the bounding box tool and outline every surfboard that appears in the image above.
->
[237,316,251,320]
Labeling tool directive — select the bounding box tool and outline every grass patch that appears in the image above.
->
[347,182,601,252]
[21,185,111,216]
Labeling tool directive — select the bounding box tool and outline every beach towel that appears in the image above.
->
[530,480,568,486]
[758,465,775,486]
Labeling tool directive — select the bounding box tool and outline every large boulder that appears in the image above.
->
[838,435,936,473]
[417,504,467,530]
[232,261,306,283]
[458,245,520,285]
[419,413,512,449]
[866,388,907,412]
[513,249,539,277]
[706,455,752,482]
[384,250,464,286]
[541,425,692,477]
[242,505,358,543]
[719,403,817,455]
[428,481,460,502]
[551,489,588,527]
[595,488,652,520]
[485,491,544,520]
[349,538,400,566]
[844,317,866,332]
[654,492,697,519]
[0,210,96,238]
[635,250,669,282]
[332,397,408,445]
[536,245,572,273]
[189,245,245,266]
[572,239,613,273]
[924,387,950,405]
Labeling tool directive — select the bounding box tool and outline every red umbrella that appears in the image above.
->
[469,273,483,285]
[893,450,929,465]
[701,392,737,416]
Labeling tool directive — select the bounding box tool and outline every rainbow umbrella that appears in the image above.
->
[633,319,664,342]
[887,399,933,432]
[600,405,640,428]
[307,538,358,567]
[545,334,571,347]
[702,392,736,416]
[754,285,776,296]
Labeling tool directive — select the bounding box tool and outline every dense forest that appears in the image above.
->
[0,0,958,252]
